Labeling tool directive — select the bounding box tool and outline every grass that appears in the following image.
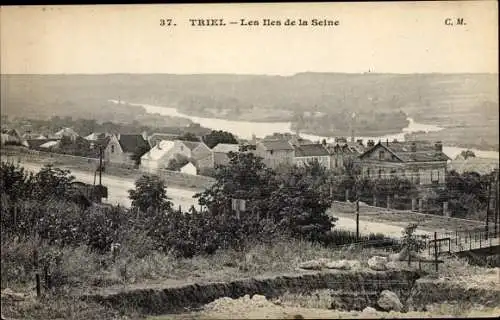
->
[2,231,496,319]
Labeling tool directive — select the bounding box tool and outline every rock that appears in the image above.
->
[377,290,403,312]
[298,260,324,270]
[347,260,362,270]
[325,260,351,270]
[362,306,378,313]
[1,288,25,302]
[368,256,387,271]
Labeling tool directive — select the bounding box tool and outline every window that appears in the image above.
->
[379,151,385,160]
[270,150,274,155]
[378,169,384,178]
[111,145,115,153]
[366,168,371,177]
[334,157,338,168]
[431,169,439,184]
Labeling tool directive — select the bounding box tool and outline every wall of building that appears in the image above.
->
[255,144,294,169]
[295,155,330,168]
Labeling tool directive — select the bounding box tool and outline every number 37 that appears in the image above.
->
[160,19,173,26]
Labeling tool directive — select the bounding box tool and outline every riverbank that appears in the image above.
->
[112,100,499,160]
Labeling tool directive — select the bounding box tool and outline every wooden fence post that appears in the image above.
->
[434,232,438,273]
[33,249,41,297]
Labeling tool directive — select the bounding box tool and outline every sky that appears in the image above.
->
[1,1,498,75]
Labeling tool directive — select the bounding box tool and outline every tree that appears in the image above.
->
[0,161,34,202]
[459,150,476,160]
[202,130,238,149]
[195,152,276,211]
[128,174,173,215]
[32,164,75,201]
[177,132,200,142]
[401,223,427,266]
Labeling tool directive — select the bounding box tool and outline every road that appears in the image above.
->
[19,162,200,211]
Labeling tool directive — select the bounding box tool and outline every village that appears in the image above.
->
[1,120,498,216]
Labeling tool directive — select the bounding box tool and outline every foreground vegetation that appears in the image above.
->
[1,153,497,319]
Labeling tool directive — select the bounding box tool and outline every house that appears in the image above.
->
[358,140,450,190]
[104,134,150,166]
[263,133,313,146]
[168,140,212,163]
[52,127,80,141]
[140,140,176,172]
[1,128,22,146]
[325,138,366,170]
[293,143,331,168]
[180,162,198,175]
[255,140,295,169]
[211,143,240,167]
[147,132,180,148]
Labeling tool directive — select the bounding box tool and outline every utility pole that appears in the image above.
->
[486,173,492,239]
[99,146,103,186]
[355,197,360,241]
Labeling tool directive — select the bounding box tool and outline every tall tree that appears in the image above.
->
[202,130,238,148]
[128,174,173,215]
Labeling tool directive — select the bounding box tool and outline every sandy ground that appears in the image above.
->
[149,294,500,319]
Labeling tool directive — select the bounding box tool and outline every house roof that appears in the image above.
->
[326,142,365,155]
[54,127,79,137]
[118,134,150,153]
[85,132,110,141]
[26,139,60,149]
[180,140,202,151]
[448,157,499,175]
[259,140,294,151]
[39,140,59,148]
[141,140,175,161]
[360,141,450,162]
[212,143,240,153]
[294,144,329,157]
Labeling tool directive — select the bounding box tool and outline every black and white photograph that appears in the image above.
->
[0,1,499,319]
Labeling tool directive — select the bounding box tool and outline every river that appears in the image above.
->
[110,100,499,160]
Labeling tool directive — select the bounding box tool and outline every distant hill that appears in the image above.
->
[1,73,498,149]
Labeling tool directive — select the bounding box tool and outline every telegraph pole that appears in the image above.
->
[486,173,492,239]
[356,198,360,241]
[99,146,103,186]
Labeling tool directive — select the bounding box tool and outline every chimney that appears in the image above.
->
[157,140,162,150]
[410,142,417,152]
[356,139,363,146]
[116,133,121,140]
[434,141,443,152]
[386,139,389,146]
[142,131,148,141]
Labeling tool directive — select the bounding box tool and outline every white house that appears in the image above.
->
[180,162,197,175]
[140,140,176,172]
